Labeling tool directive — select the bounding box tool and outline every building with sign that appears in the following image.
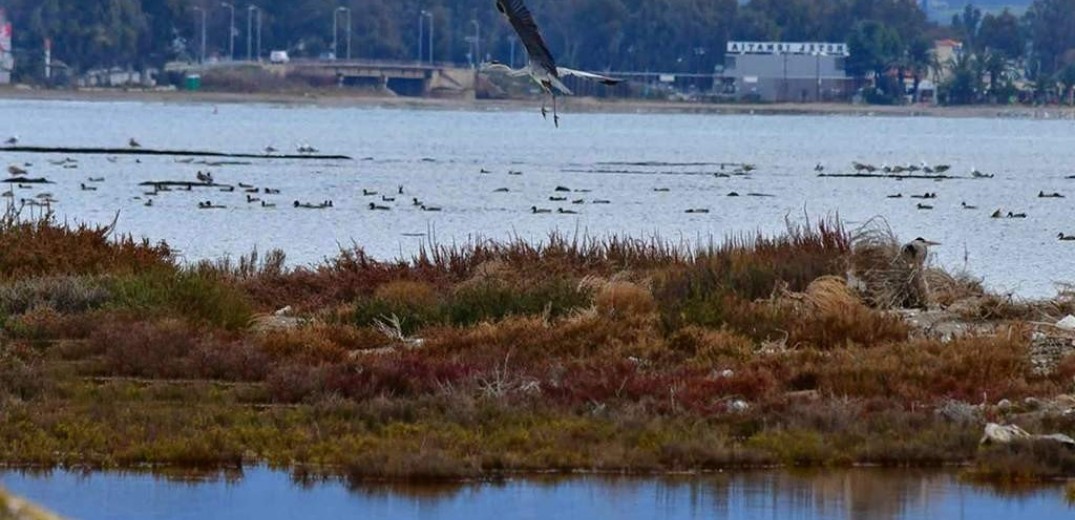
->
[720,41,852,102]
[0,9,12,84]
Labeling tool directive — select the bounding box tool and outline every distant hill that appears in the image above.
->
[926,0,1034,22]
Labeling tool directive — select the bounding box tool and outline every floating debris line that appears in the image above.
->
[3,145,351,161]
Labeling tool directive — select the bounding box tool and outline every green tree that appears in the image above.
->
[847,20,903,97]
[1026,0,1075,76]
[941,51,980,105]
[978,9,1023,59]
[1057,63,1075,104]
[951,4,982,51]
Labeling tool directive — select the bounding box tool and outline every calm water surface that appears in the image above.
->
[2,468,1071,520]
[2,99,1074,297]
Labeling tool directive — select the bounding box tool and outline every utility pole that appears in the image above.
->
[424,11,434,65]
[221,2,235,60]
[510,35,516,68]
[332,7,339,60]
[417,11,425,63]
[256,7,262,61]
[246,4,254,61]
[193,6,207,63]
[470,19,480,65]
[338,7,351,60]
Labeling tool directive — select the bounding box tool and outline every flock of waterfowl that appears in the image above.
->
[2,137,459,216]
[4,134,1075,244]
[834,160,1075,242]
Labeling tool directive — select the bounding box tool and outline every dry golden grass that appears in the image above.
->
[666,326,756,367]
[593,280,656,321]
[6,214,1075,480]
[849,221,926,309]
[258,322,383,363]
[374,280,440,309]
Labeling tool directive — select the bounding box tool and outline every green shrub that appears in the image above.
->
[108,269,252,330]
[352,279,590,334]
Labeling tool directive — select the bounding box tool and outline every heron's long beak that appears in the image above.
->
[923,240,941,246]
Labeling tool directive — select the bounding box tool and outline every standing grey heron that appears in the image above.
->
[901,237,940,266]
[487,0,622,127]
[899,237,939,308]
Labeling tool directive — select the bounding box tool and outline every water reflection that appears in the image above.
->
[2,468,1069,520]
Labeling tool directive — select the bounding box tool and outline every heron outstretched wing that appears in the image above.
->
[557,67,622,86]
[496,0,557,76]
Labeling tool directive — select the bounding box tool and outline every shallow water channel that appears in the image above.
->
[2,468,1071,519]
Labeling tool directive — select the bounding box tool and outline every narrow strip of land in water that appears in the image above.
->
[2,145,351,160]
[2,87,1075,119]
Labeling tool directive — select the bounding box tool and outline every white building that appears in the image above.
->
[722,42,852,102]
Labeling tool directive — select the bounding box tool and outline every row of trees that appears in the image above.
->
[3,0,1075,103]
[940,2,1075,104]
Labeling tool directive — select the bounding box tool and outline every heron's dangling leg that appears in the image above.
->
[541,97,548,120]
[553,95,560,128]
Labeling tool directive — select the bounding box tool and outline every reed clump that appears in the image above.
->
[970,439,1075,484]
[1,214,1073,481]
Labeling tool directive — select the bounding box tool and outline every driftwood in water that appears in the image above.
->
[3,145,351,161]
[2,176,52,184]
[818,173,959,180]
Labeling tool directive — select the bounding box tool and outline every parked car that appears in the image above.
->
[269,50,290,64]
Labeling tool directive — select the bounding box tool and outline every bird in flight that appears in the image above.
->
[487,0,622,127]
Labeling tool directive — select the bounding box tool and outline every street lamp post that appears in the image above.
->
[417,11,425,63]
[815,51,822,102]
[334,7,351,61]
[221,2,235,61]
[246,5,254,61]
[470,19,480,65]
[193,6,207,63]
[509,35,516,68]
[332,8,339,60]
[256,7,262,61]
[341,7,352,60]
[424,11,434,65]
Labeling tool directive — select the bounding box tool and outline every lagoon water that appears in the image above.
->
[4,100,1075,516]
[2,99,1074,297]
[2,468,1071,520]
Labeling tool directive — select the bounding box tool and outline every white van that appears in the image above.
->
[269,50,290,64]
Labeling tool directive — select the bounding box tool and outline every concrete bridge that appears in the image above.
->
[285,59,477,98]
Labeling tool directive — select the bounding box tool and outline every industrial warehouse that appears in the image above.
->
[720,41,852,102]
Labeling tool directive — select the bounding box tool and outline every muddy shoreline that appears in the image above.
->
[3,86,1074,119]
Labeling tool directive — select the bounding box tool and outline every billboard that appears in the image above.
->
[726,41,849,57]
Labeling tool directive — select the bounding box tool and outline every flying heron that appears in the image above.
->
[487,0,622,127]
